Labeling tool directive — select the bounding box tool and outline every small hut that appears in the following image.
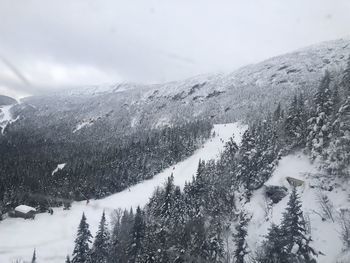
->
[12,205,36,219]
[286,177,304,187]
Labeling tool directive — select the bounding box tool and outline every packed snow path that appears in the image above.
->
[0,122,246,263]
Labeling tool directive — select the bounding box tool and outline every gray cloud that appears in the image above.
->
[0,0,349,98]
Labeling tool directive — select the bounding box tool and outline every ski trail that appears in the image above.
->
[0,122,246,263]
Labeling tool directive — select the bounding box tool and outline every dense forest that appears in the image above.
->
[0,120,212,216]
[62,56,350,263]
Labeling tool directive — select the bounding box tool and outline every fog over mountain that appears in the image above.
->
[1,0,350,98]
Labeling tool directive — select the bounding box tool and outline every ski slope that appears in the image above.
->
[0,122,246,263]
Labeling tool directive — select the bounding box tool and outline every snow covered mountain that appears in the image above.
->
[5,38,350,140]
[1,39,350,263]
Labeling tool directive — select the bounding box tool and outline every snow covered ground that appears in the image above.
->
[244,153,350,263]
[52,164,67,176]
[0,105,18,134]
[0,122,246,263]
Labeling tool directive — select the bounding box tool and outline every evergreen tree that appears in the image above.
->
[259,224,288,263]
[326,56,350,176]
[66,255,71,263]
[327,96,350,176]
[307,71,333,159]
[279,188,317,262]
[273,102,283,122]
[109,210,122,263]
[284,94,307,148]
[116,209,135,263]
[89,211,110,263]
[233,212,250,263]
[72,213,93,263]
[31,249,36,263]
[128,206,145,262]
[237,129,257,194]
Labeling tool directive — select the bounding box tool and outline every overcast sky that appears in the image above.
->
[0,0,350,99]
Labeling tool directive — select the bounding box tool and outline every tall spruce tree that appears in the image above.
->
[88,211,110,263]
[307,71,333,159]
[31,249,36,263]
[326,56,350,176]
[327,96,350,176]
[233,212,250,263]
[260,223,288,263]
[284,94,307,148]
[279,188,317,262]
[128,206,145,262]
[72,213,93,263]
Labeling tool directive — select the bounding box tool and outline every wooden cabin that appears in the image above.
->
[10,205,36,219]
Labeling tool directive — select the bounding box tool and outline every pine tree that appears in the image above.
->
[326,56,350,176]
[237,129,257,194]
[307,71,333,159]
[160,174,175,221]
[72,213,93,263]
[116,209,135,263]
[109,210,122,263]
[284,94,307,148]
[273,102,283,122]
[66,255,71,263]
[233,212,250,263]
[327,96,350,176]
[128,206,145,262]
[31,249,36,263]
[279,188,317,262]
[89,211,110,263]
[260,224,288,263]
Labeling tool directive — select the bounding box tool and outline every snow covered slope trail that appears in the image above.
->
[0,122,246,263]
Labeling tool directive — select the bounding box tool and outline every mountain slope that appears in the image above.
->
[6,38,350,141]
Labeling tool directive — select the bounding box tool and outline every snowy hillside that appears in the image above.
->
[243,153,350,263]
[6,38,350,141]
[0,122,246,263]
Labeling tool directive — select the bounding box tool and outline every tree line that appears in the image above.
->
[0,120,212,217]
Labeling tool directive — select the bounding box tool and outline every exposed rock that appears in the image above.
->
[265,185,288,204]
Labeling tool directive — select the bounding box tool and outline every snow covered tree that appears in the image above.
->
[326,57,350,176]
[258,224,288,263]
[31,249,36,263]
[88,211,110,263]
[326,95,350,176]
[233,212,250,263]
[72,213,93,263]
[237,129,258,194]
[128,206,145,262]
[284,94,307,148]
[116,208,135,263]
[307,71,333,159]
[279,188,317,262]
[109,209,122,263]
[273,102,284,122]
